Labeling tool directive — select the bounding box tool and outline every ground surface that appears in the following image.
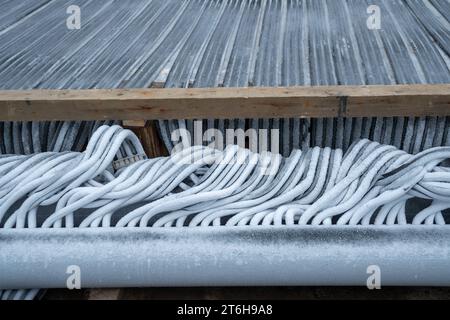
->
[44,287,450,300]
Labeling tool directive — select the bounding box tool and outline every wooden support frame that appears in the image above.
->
[0,84,449,121]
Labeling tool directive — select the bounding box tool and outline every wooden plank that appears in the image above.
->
[0,84,449,121]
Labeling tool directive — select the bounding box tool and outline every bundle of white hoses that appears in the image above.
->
[2,124,450,299]
[1,125,450,230]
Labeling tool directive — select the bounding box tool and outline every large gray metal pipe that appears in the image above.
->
[1,226,450,289]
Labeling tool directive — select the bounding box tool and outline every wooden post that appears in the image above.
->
[123,120,168,158]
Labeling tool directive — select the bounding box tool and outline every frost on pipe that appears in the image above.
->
[2,226,450,288]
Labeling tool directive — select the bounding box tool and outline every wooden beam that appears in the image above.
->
[0,84,449,121]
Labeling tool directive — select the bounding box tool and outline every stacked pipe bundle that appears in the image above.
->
[0,121,122,154]
[159,116,450,156]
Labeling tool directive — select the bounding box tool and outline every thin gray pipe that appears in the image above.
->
[1,226,450,289]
